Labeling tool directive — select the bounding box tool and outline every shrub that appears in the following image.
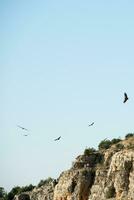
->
[111,138,121,145]
[38,177,53,187]
[0,187,6,198]
[84,147,96,156]
[5,184,35,200]
[98,139,111,150]
[98,137,122,150]
[7,186,21,200]
[20,184,35,193]
[95,153,104,164]
[115,143,124,150]
[125,133,134,139]
[105,186,116,198]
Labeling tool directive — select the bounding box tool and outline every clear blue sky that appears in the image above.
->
[1,0,134,191]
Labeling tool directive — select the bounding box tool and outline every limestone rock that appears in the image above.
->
[53,168,95,200]
[14,137,134,200]
[30,180,55,200]
[88,138,134,200]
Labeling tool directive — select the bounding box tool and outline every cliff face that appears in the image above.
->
[14,180,55,200]
[53,152,101,200]
[53,168,94,200]
[14,181,54,200]
[53,137,134,200]
[15,137,134,200]
[30,181,54,200]
[88,150,134,200]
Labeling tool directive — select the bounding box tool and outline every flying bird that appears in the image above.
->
[88,122,94,127]
[23,134,28,136]
[54,136,61,141]
[17,125,28,131]
[123,93,129,103]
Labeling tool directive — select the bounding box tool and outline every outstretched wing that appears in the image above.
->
[54,136,61,141]
[88,122,94,126]
[17,125,28,131]
[124,93,128,98]
[17,125,23,129]
[23,127,28,131]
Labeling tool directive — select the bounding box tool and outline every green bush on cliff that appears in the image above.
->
[105,186,116,198]
[111,138,121,144]
[6,186,21,200]
[98,138,121,150]
[0,187,6,199]
[125,133,134,139]
[84,147,96,156]
[20,184,35,193]
[38,177,53,187]
[98,139,111,150]
[5,184,35,200]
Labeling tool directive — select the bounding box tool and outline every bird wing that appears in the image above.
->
[17,125,28,131]
[89,122,94,126]
[124,93,128,99]
[17,125,23,129]
[23,128,28,131]
[54,136,61,141]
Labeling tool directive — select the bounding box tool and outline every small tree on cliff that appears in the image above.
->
[125,133,134,139]
[84,147,96,156]
[6,186,21,200]
[38,177,53,187]
[98,139,111,150]
[0,187,6,199]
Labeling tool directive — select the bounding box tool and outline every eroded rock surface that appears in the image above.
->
[14,137,134,200]
[88,150,134,200]
[30,181,54,200]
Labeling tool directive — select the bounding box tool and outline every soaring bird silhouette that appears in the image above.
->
[123,93,129,103]
[23,134,28,136]
[88,122,94,127]
[54,136,61,141]
[17,125,28,131]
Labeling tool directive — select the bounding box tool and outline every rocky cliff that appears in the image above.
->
[15,136,134,200]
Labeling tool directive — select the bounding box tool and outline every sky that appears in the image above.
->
[0,0,134,192]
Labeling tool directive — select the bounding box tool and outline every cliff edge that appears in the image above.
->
[15,136,134,200]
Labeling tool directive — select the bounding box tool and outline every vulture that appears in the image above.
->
[17,125,28,131]
[88,122,94,127]
[123,93,129,103]
[54,136,61,141]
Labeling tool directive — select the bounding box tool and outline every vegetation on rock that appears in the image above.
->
[125,133,134,139]
[1,133,134,200]
[0,187,6,200]
[98,138,121,150]
[1,184,35,200]
[84,147,96,156]
[37,177,53,187]
[105,186,116,199]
